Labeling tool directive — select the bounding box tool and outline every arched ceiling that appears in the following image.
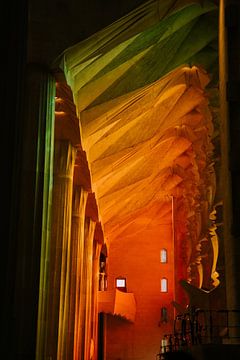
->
[54,0,219,286]
[55,0,218,110]
[80,66,215,244]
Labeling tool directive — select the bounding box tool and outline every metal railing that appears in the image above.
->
[156,309,240,359]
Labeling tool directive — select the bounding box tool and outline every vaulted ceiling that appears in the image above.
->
[80,65,215,244]
[54,0,220,287]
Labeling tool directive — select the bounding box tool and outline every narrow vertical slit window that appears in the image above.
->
[99,252,107,291]
[160,248,167,263]
[161,278,168,292]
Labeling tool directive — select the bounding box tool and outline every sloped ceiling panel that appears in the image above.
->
[56,0,218,112]
[55,0,219,287]
[80,66,215,247]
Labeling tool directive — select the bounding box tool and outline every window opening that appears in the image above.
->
[115,277,127,292]
[160,248,167,263]
[161,278,168,292]
[99,252,107,291]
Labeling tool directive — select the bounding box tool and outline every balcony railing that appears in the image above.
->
[156,309,240,359]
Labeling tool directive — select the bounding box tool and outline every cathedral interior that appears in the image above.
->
[2,0,240,359]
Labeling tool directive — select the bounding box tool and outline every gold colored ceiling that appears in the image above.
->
[80,66,215,249]
[54,0,219,287]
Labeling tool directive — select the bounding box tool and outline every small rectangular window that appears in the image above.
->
[160,248,167,263]
[116,277,127,292]
[161,278,168,292]
[116,278,126,288]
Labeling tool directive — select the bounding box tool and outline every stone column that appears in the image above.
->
[77,217,96,360]
[45,140,76,359]
[33,65,56,360]
[219,0,240,338]
[13,64,55,359]
[92,240,102,360]
[67,185,88,359]
[85,218,97,360]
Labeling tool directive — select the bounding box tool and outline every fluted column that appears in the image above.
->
[67,185,88,359]
[46,140,76,359]
[84,218,97,360]
[76,217,96,360]
[59,186,87,359]
[92,240,102,360]
[34,66,56,360]
[14,64,55,360]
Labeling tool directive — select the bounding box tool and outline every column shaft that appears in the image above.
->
[92,241,101,360]
[14,64,55,359]
[68,185,88,359]
[46,140,76,359]
[219,0,240,338]
[76,217,96,360]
